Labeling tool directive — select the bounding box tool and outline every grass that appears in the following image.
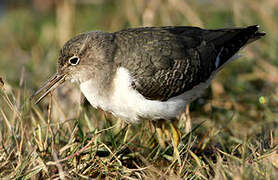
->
[0,0,278,179]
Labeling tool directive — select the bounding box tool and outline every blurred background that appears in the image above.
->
[0,0,278,178]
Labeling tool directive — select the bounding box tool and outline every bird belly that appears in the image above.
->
[79,63,233,123]
[80,68,189,123]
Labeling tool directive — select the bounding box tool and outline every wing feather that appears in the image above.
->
[113,25,264,101]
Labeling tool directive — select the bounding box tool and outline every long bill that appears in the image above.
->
[30,72,66,104]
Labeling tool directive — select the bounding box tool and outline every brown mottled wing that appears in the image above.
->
[113,25,264,101]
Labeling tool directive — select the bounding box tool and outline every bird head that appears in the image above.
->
[31,31,111,104]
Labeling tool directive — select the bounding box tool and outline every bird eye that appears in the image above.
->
[69,56,80,66]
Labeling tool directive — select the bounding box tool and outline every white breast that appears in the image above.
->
[80,67,216,123]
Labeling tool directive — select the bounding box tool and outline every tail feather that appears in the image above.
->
[214,25,265,68]
[246,25,266,44]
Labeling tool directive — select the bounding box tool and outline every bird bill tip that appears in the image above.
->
[30,73,66,104]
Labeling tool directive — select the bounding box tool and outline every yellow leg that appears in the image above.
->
[153,119,182,147]
[154,120,167,148]
[155,126,166,148]
[169,120,181,164]
[169,121,181,148]
[153,119,182,163]
[179,104,192,133]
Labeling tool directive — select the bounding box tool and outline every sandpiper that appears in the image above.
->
[31,25,265,148]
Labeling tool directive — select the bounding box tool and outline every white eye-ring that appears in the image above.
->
[68,56,80,66]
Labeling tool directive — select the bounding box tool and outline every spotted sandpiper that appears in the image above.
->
[31,25,265,148]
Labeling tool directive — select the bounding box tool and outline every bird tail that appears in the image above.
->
[212,25,266,69]
[245,25,266,44]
